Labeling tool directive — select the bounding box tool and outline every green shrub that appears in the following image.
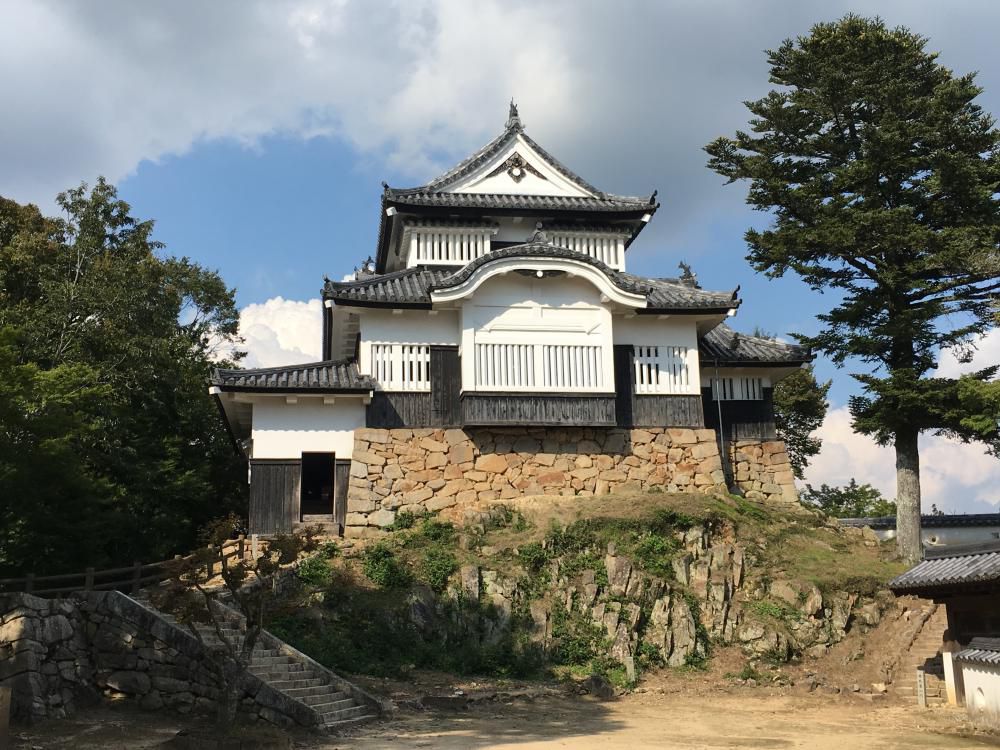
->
[518,542,550,574]
[389,510,428,531]
[422,545,458,592]
[362,542,412,588]
[318,540,340,559]
[416,518,456,544]
[296,554,332,587]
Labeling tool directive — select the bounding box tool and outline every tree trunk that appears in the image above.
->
[894,428,922,564]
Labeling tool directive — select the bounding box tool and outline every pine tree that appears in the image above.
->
[706,16,1000,562]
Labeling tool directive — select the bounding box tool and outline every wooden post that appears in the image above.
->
[130,561,142,594]
[251,534,259,560]
[0,685,11,750]
[238,534,246,561]
[84,567,95,591]
[206,544,215,577]
[916,667,927,708]
[24,573,34,594]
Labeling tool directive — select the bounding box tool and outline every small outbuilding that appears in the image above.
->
[890,540,1000,723]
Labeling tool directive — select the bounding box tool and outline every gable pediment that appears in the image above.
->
[445,135,596,199]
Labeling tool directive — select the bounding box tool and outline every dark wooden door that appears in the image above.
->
[613,345,635,428]
[249,459,300,535]
[334,459,351,535]
[430,346,461,427]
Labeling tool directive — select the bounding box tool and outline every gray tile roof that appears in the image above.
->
[840,514,1000,531]
[699,324,810,366]
[889,541,1000,594]
[324,243,739,312]
[375,109,658,272]
[211,360,374,392]
[955,638,1000,665]
[384,189,655,213]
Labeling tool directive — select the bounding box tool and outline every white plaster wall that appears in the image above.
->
[873,526,1000,547]
[613,316,702,395]
[961,663,1000,715]
[250,398,365,459]
[359,309,460,375]
[460,274,613,392]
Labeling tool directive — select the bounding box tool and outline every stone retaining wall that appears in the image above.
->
[345,426,798,537]
[0,591,318,727]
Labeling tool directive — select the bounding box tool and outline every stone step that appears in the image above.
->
[324,714,379,731]
[268,677,328,690]
[310,698,357,714]
[251,668,316,682]
[284,685,344,700]
[251,655,298,667]
[320,705,370,724]
[298,691,349,708]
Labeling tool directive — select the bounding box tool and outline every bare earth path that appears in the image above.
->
[14,692,1000,749]
[330,692,999,750]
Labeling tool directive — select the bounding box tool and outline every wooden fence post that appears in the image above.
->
[25,573,34,594]
[130,561,142,594]
[206,544,215,577]
[84,567,95,592]
[0,685,11,750]
[238,534,246,561]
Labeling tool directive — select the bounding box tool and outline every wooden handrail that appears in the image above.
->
[0,535,266,597]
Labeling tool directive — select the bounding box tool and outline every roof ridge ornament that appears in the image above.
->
[506,99,523,131]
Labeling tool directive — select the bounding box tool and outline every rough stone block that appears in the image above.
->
[475,454,509,474]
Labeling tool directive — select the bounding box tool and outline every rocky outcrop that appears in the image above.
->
[345,427,797,537]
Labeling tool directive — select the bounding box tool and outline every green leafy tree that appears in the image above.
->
[800,479,896,518]
[705,16,1000,562]
[752,329,830,479]
[0,181,247,574]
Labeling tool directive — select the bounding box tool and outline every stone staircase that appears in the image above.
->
[134,595,380,730]
[294,514,341,537]
[893,604,948,706]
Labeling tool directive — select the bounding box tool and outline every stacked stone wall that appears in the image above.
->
[0,592,319,727]
[346,426,798,537]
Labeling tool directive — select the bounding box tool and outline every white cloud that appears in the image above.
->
[803,405,1000,515]
[238,297,322,368]
[935,329,1000,378]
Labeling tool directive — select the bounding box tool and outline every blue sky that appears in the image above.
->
[3,0,999,512]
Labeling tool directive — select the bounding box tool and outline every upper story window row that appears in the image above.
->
[402,222,630,271]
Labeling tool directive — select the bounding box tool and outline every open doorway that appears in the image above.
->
[300,452,335,518]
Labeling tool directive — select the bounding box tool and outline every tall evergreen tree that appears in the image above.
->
[0,181,247,574]
[773,367,830,479]
[706,16,1000,562]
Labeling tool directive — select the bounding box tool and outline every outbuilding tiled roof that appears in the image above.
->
[889,541,1000,595]
[211,360,374,392]
[699,324,810,366]
[324,243,739,312]
[840,514,1000,531]
[955,638,1000,665]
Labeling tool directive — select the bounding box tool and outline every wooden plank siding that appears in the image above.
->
[701,387,777,441]
[430,346,462,427]
[631,395,704,427]
[249,459,300,536]
[462,393,617,426]
[366,391,433,428]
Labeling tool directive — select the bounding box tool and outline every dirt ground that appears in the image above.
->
[12,688,1000,750]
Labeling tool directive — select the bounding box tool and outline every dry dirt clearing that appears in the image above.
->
[13,691,1000,750]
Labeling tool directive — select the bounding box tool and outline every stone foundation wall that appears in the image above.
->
[729,439,799,504]
[0,592,319,727]
[345,426,798,537]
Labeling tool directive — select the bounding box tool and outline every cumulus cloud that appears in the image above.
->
[935,329,1000,378]
[4,0,999,249]
[803,405,1000,515]
[238,297,322,368]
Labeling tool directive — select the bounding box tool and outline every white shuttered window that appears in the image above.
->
[711,377,763,401]
[633,346,689,394]
[370,344,430,391]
